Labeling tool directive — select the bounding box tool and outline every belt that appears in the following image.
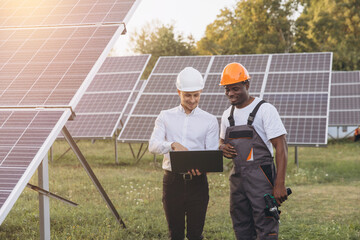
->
[164,170,199,181]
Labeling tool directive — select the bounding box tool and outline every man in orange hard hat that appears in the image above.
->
[149,67,219,240]
[219,62,289,240]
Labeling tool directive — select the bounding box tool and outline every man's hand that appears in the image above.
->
[171,143,201,176]
[171,142,188,151]
[273,183,288,205]
[219,143,237,158]
[189,169,202,176]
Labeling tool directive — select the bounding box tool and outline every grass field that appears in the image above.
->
[0,139,359,239]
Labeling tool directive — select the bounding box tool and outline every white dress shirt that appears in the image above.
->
[149,105,219,171]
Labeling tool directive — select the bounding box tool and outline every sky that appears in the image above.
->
[113,0,238,56]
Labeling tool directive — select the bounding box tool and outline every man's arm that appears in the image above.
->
[270,134,288,205]
[171,142,188,151]
[149,113,188,154]
[149,113,173,154]
[219,138,237,158]
[205,116,220,150]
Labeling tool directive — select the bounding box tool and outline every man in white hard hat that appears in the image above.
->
[149,67,219,240]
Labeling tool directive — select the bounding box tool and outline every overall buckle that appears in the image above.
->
[183,173,192,180]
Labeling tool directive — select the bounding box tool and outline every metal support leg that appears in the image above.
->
[128,143,136,159]
[294,146,299,168]
[128,143,148,164]
[137,144,148,163]
[28,183,78,207]
[39,156,50,240]
[54,140,80,162]
[115,136,119,165]
[137,143,144,160]
[62,126,126,228]
[49,146,53,162]
[328,133,335,140]
[343,128,356,139]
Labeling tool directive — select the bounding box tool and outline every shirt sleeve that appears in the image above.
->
[205,116,220,150]
[148,112,173,154]
[262,104,287,140]
[219,112,228,140]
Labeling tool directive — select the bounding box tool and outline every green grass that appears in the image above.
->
[0,139,359,239]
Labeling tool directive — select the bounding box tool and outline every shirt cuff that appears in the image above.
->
[164,141,173,152]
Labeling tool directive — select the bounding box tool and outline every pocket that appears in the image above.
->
[229,130,253,139]
[259,164,274,187]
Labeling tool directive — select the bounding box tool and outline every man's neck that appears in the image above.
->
[236,96,254,109]
[181,104,195,115]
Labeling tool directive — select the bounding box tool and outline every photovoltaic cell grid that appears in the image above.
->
[120,79,146,127]
[0,0,139,225]
[329,71,360,126]
[0,26,120,106]
[0,0,138,107]
[119,53,332,145]
[0,109,71,223]
[0,0,135,28]
[64,55,150,138]
[120,56,211,142]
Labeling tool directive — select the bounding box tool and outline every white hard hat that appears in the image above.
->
[176,67,204,92]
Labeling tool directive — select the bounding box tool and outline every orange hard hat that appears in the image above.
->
[219,62,251,86]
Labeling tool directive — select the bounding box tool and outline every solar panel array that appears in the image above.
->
[63,55,150,138]
[329,71,360,126]
[119,53,332,146]
[0,0,140,225]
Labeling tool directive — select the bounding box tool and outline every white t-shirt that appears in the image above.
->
[220,97,287,156]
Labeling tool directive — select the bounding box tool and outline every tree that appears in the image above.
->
[130,21,197,78]
[294,0,360,70]
[197,0,299,55]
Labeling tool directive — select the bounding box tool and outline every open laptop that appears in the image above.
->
[169,150,223,173]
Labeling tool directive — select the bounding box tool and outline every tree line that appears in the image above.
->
[129,0,360,78]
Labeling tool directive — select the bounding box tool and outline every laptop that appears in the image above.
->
[169,150,223,173]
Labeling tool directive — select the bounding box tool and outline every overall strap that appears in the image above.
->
[228,105,236,127]
[247,100,266,125]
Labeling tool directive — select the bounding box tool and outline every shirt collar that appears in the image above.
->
[178,104,198,115]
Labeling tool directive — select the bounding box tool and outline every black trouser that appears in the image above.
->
[162,171,209,240]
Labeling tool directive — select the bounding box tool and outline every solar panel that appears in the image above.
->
[119,53,332,146]
[0,0,135,27]
[0,0,141,226]
[0,108,71,224]
[265,72,330,93]
[152,56,212,74]
[120,79,146,127]
[262,53,332,145]
[269,53,330,72]
[64,55,150,138]
[0,26,122,107]
[329,71,360,126]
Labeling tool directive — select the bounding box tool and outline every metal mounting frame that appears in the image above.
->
[62,126,126,228]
